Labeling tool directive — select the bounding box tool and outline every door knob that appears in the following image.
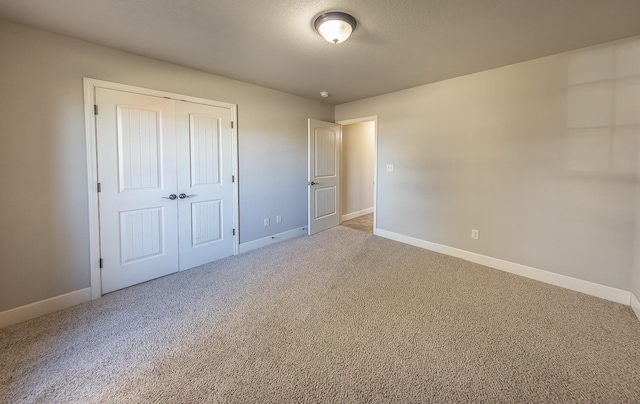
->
[162,194,177,200]
[179,193,196,199]
[309,181,318,185]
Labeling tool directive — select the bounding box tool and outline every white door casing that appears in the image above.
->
[96,88,180,293]
[308,119,341,235]
[176,101,235,270]
[91,82,238,295]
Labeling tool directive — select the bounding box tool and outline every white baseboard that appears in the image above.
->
[632,293,640,321]
[239,227,307,254]
[341,208,373,222]
[0,287,92,329]
[376,229,631,306]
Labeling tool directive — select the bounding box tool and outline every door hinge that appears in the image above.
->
[94,105,98,115]
[97,182,101,193]
[232,175,235,183]
[99,258,103,268]
[233,229,236,236]
[231,121,234,129]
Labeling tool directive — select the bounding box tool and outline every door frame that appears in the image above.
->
[83,78,239,299]
[336,116,378,235]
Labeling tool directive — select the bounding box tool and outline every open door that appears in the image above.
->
[308,119,341,235]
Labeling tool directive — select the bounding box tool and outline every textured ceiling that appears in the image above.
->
[1,0,640,104]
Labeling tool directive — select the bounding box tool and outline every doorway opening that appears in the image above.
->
[339,119,376,234]
[307,116,377,236]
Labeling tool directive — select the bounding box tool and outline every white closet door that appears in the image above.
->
[176,101,235,270]
[96,88,179,294]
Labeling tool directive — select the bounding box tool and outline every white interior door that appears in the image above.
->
[96,87,237,294]
[96,88,179,294]
[308,119,341,235]
[176,101,235,270]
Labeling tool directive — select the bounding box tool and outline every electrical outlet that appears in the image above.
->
[471,229,479,240]
[276,215,282,224]
[386,164,394,172]
[264,218,270,227]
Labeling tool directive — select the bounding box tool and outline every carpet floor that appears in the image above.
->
[1,226,639,403]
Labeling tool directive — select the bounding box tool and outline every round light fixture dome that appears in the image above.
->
[314,12,357,44]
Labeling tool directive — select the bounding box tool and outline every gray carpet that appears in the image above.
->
[1,226,639,403]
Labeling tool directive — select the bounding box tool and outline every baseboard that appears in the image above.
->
[0,287,92,329]
[239,227,307,254]
[376,229,631,306]
[632,293,640,321]
[341,207,373,222]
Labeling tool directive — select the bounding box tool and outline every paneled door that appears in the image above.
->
[176,101,235,270]
[308,119,341,235]
[96,88,179,293]
[96,88,235,294]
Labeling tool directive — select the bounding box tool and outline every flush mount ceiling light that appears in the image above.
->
[314,11,357,44]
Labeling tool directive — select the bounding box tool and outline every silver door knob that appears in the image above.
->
[309,181,318,185]
[179,193,196,199]
[162,194,177,200]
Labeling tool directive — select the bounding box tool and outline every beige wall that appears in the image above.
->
[341,122,375,218]
[634,148,640,299]
[337,37,640,291]
[0,20,333,311]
